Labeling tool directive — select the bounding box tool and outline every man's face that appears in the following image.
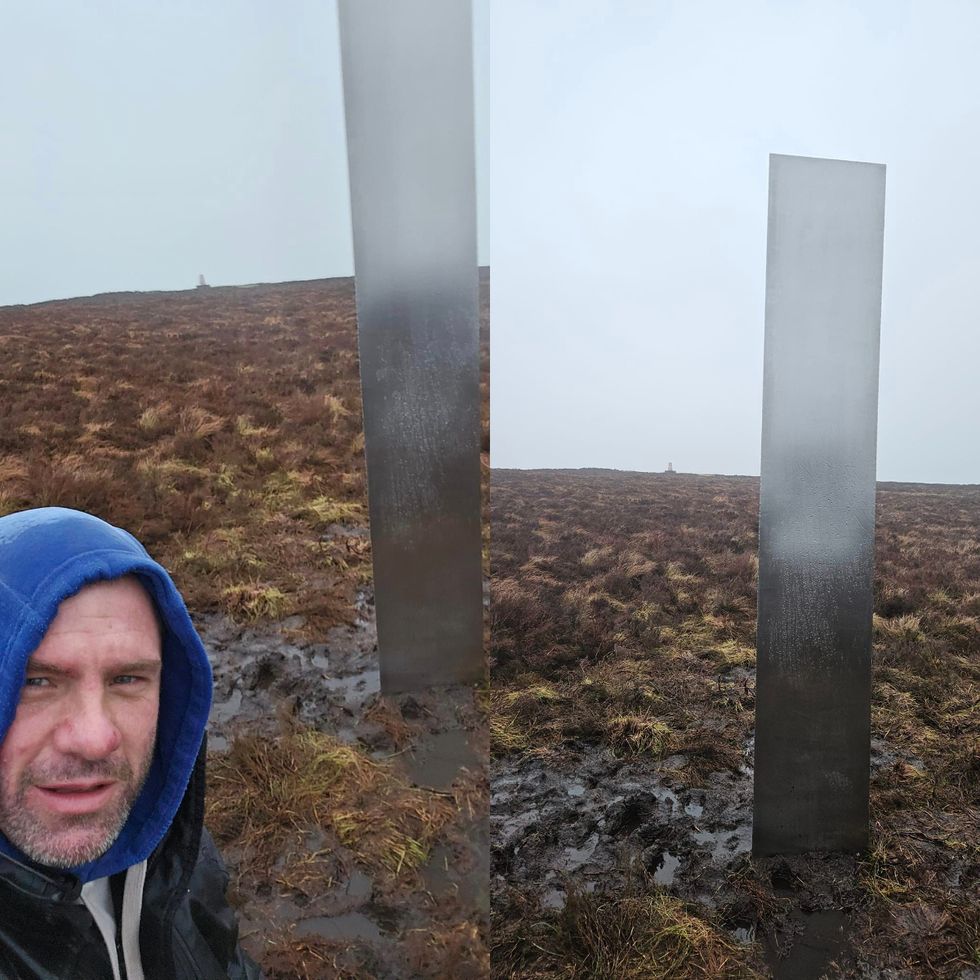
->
[0,577,162,868]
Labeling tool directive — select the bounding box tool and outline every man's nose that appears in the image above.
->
[52,693,122,760]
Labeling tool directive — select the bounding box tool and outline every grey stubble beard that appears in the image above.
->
[0,747,155,869]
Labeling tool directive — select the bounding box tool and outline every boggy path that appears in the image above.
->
[200,592,489,979]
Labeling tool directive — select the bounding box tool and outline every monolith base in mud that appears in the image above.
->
[753,153,885,854]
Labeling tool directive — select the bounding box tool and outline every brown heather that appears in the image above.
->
[0,273,490,633]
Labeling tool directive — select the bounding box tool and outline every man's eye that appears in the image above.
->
[24,677,51,688]
[112,675,140,685]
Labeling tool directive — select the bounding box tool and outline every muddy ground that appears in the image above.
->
[492,679,975,979]
[201,585,489,979]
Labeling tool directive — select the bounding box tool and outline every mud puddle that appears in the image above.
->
[198,590,488,978]
[763,907,851,980]
[491,733,889,977]
[492,743,754,910]
[399,727,481,791]
[201,590,380,752]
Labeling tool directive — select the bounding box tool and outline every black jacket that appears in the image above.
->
[0,747,263,980]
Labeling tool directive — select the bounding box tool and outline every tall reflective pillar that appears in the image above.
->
[753,154,886,854]
[338,0,484,692]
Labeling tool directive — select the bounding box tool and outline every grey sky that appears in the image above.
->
[2,1,489,305]
[490,0,980,484]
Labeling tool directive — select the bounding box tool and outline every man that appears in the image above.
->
[0,507,261,979]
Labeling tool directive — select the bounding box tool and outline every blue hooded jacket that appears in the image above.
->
[0,507,213,884]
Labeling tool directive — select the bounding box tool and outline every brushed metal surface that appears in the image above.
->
[753,154,886,854]
[338,0,484,692]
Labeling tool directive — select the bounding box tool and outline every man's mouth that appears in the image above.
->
[40,781,113,793]
[31,781,120,815]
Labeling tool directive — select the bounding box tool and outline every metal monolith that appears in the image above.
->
[338,0,484,693]
[753,153,886,854]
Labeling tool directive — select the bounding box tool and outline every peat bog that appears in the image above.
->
[491,469,979,979]
[0,275,490,979]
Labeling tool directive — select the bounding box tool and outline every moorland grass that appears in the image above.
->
[491,470,980,976]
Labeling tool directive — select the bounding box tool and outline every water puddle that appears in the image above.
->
[652,786,680,813]
[764,909,851,980]
[343,870,374,905]
[400,728,479,791]
[653,850,680,886]
[209,687,242,727]
[690,826,751,863]
[320,667,380,705]
[541,888,566,910]
[422,840,487,911]
[562,833,599,871]
[293,912,383,944]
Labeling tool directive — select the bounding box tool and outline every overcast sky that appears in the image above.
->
[5,4,978,485]
[1,0,489,305]
[490,0,980,484]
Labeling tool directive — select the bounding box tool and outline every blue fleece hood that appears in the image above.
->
[0,507,212,883]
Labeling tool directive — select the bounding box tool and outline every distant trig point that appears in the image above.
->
[197,274,209,289]
[753,153,885,855]
[665,462,675,474]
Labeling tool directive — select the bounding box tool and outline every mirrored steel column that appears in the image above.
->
[753,154,886,854]
[338,0,484,692]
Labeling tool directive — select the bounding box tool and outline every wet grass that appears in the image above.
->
[206,728,456,894]
[493,878,763,979]
[491,469,980,976]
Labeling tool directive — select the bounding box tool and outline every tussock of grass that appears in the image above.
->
[493,883,761,979]
[322,393,350,424]
[206,730,454,890]
[235,414,275,439]
[704,639,756,669]
[489,659,684,757]
[300,495,365,526]
[0,491,20,519]
[136,456,211,483]
[519,684,563,703]
[176,405,225,439]
[664,561,701,586]
[488,688,537,756]
[221,582,293,621]
[674,733,747,783]
[137,402,172,433]
[873,612,924,646]
[607,714,672,757]
[490,711,531,757]
[860,825,919,901]
[581,546,614,569]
